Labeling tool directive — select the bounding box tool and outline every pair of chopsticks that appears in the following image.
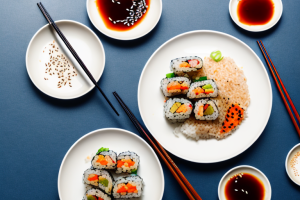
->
[257,40,300,136]
[113,92,202,200]
[37,2,119,116]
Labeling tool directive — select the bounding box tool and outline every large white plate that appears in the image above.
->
[58,128,164,200]
[138,30,272,163]
[86,0,162,40]
[26,20,105,99]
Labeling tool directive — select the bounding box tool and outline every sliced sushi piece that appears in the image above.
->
[112,175,143,199]
[187,79,218,99]
[83,169,114,195]
[91,148,117,170]
[160,76,191,97]
[170,56,203,75]
[83,188,111,200]
[164,98,193,123]
[116,151,139,174]
[194,99,219,120]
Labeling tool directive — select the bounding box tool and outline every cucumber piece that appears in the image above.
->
[166,73,175,78]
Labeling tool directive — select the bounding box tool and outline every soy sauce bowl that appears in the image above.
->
[285,143,300,186]
[229,0,283,32]
[86,0,162,40]
[218,165,272,200]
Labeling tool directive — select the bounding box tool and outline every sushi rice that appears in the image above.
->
[116,151,140,174]
[112,175,143,199]
[164,98,193,123]
[83,188,111,200]
[91,150,117,170]
[160,77,191,97]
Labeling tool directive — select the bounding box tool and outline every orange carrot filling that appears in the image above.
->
[192,88,205,95]
[179,62,190,68]
[220,104,244,134]
[176,105,188,113]
[87,174,99,181]
[117,159,135,168]
[117,183,138,193]
[96,155,108,165]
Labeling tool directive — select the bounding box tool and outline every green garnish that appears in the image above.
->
[210,50,223,62]
[166,73,175,78]
[87,195,97,200]
[97,147,109,154]
[99,178,109,187]
[194,76,207,82]
[131,169,138,174]
[202,84,213,89]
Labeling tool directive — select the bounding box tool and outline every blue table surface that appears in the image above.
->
[1,0,300,199]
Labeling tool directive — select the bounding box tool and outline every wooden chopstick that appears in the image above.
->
[257,40,300,136]
[113,92,202,200]
[37,2,119,116]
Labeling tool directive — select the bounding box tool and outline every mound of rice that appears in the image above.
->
[174,57,250,140]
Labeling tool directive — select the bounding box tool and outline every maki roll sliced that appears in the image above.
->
[194,99,219,120]
[92,148,117,170]
[112,175,143,199]
[170,56,203,75]
[164,98,193,123]
[187,79,218,99]
[116,151,139,174]
[83,169,114,195]
[160,76,191,97]
[83,188,111,200]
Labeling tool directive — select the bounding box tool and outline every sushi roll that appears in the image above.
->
[187,79,218,99]
[83,188,111,200]
[194,99,219,120]
[170,56,203,75]
[91,148,117,170]
[160,76,191,97]
[164,98,193,123]
[116,151,139,174]
[112,175,143,199]
[83,169,114,195]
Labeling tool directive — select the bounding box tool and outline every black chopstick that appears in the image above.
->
[257,40,300,136]
[37,2,119,116]
[113,91,202,200]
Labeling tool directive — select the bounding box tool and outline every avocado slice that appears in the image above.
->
[99,177,109,187]
[203,105,214,115]
[170,102,181,113]
[87,195,97,200]
[202,84,213,89]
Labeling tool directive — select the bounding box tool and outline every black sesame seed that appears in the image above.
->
[223,130,225,132]
[227,114,230,118]
[223,126,226,129]
[238,118,240,120]
[231,112,234,115]
[232,104,234,107]
[230,123,233,126]
[235,108,238,111]
[226,119,229,122]
[222,122,224,126]
[231,116,234,118]
[229,126,231,128]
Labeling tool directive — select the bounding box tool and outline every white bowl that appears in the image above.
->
[229,0,283,32]
[218,165,272,200]
[285,143,300,186]
[26,20,105,99]
[86,0,162,40]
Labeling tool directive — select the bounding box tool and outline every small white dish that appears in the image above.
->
[285,143,300,186]
[229,0,283,32]
[26,20,105,99]
[86,0,162,40]
[218,165,272,200]
[58,128,164,200]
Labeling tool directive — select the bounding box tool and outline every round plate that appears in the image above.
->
[218,165,272,200]
[138,30,272,163]
[58,128,164,200]
[26,20,105,99]
[285,143,300,186]
[229,0,283,32]
[86,0,162,40]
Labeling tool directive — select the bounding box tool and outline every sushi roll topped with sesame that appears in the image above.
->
[112,175,143,199]
[164,98,193,123]
[187,78,218,99]
[116,151,140,174]
[160,74,191,97]
[170,56,203,75]
[83,188,111,200]
[194,99,219,120]
[91,147,117,170]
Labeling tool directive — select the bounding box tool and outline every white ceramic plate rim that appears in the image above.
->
[229,0,283,32]
[285,143,300,186]
[86,0,162,40]
[137,30,272,163]
[218,165,272,200]
[57,128,165,200]
[25,20,105,100]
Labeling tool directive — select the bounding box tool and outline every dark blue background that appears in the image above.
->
[1,0,300,199]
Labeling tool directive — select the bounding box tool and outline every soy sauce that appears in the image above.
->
[225,173,265,200]
[95,0,150,32]
[237,0,275,25]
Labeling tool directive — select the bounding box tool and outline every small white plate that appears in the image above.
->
[138,30,272,163]
[26,20,105,99]
[58,128,164,200]
[229,0,283,32]
[218,165,272,200]
[86,0,162,40]
[285,143,300,186]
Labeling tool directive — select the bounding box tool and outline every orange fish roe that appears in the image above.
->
[220,104,244,134]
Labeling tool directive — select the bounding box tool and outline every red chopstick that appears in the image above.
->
[113,92,202,200]
[257,40,300,137]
